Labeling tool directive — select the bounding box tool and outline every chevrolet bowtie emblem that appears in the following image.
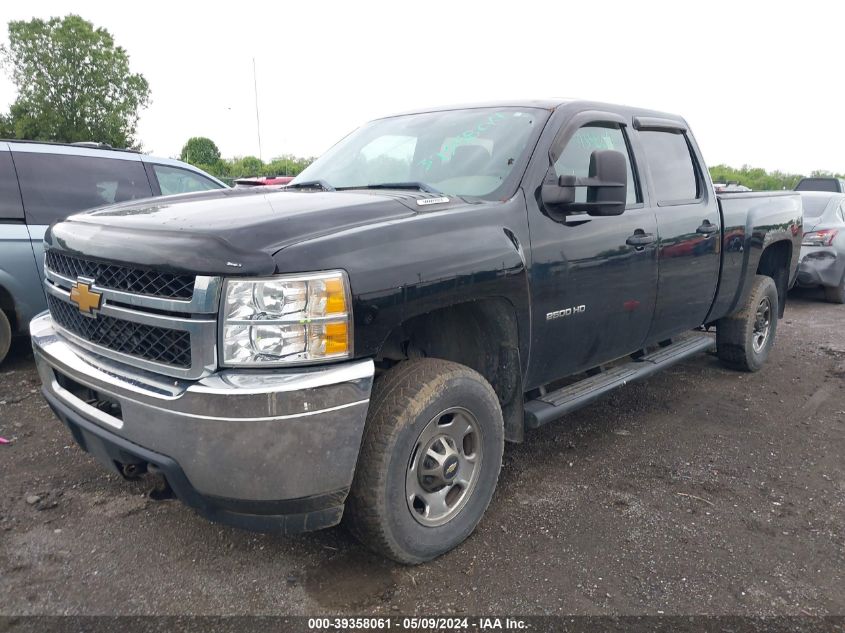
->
[69,279,103,316]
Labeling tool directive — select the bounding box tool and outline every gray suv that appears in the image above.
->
[0,140,226,363]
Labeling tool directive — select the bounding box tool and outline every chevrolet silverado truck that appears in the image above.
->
[31,100,802,564]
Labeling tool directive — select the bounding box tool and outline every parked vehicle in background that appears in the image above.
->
[795,177,845,193]
[713,181,751,193]
[0,140,226,363]
[795,191,845,303]
[30,100,801,563]
[233,176,295,187]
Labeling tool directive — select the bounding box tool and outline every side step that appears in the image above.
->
[524,335,714,429]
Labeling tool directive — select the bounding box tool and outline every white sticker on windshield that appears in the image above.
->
[416,196,450,206]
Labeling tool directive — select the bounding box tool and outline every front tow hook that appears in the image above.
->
[147,464,176,501]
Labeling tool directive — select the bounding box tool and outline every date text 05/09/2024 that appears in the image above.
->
[306,617,527,630]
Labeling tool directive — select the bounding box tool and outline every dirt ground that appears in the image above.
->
[1,288,843,617]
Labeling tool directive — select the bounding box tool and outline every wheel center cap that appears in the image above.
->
[443,455,459,480]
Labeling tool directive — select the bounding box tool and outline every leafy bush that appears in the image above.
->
[708,164,843,191]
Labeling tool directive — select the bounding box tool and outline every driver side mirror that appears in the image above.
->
[541,149,628,217]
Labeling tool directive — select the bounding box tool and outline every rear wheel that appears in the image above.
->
[0,310,11,365]
[716,274,778,372]
[823,276,845,304]
[345,358,504,564]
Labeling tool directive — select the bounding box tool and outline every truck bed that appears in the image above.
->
[707,191,802,323]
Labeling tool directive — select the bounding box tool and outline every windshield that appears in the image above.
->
[802,195,835,219]
[292,107,548,200]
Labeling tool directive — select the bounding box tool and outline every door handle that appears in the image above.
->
[696,220,718,235]
[626,231,656,247]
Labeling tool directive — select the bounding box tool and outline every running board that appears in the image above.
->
[524,335,715,429]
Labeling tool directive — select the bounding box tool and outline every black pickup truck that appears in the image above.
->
[31,100,802,563]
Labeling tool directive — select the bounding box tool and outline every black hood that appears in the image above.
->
[45,187,443,276]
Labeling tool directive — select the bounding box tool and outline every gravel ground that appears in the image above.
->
[1,288,843,616]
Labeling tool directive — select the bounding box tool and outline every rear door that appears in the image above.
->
[634,120,721,343]
[12,146,153,227]
[0,143,44,331]
[525,112,659,388]
[10,145,154,281]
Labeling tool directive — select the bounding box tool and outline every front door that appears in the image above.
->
[525,117,658,389]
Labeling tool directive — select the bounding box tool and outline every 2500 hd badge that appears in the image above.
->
[546,305,587,320]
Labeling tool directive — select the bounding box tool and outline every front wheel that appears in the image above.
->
[345,358,504,564]
[716,274,779,372]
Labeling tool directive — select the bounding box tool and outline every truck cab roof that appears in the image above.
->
[377,99,688,127]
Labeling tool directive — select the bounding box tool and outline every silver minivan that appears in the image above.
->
[0,140,226,363]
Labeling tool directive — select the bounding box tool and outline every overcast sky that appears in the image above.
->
[0,0,842,175]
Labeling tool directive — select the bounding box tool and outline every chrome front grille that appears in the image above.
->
[45,250,195,299]
[44,251,221,379]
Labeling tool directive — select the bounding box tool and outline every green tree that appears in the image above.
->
[0,111,13,138]
[263,154,314,177]
[0,14,150,148]
[201,160,230,179]
[227,156,264,178]
[709,164,803,191]
[180,137,221,166]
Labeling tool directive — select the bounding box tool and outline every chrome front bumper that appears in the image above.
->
[31,312,374,530]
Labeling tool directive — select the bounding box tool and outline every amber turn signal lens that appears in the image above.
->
[324,322,349,355]
[325,277,347,314]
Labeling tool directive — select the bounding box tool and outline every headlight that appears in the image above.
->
[220,271,352,366]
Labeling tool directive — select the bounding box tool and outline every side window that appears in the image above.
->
[639,131,700,204]
[552,124,640,206]
[0,151,24,220]
[152,164,222,196]
[13,152,153,225]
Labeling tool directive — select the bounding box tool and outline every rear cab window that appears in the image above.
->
[151,164,223,195]
[795,178,843,193]
[12,149,153,225]
[638,130,701,205]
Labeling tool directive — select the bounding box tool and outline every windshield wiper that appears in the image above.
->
[342,181,444,195]
[286,179,336,192]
